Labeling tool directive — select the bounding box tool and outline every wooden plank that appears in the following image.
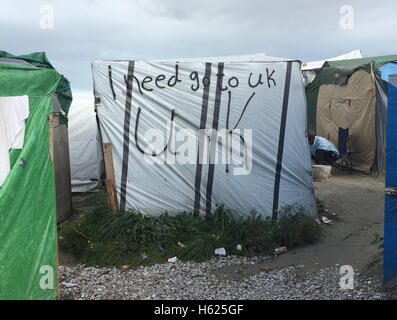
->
[48,114,54,164]
[50,112,73,223]
[56,234,60,300]
[103,142,119,213]
[48,113,61,300]
[370,61,377,97]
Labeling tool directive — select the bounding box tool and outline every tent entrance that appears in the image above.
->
[316,69,376,173]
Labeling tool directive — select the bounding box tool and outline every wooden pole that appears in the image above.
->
[370,61,377,97]
[49,111,73,223]
[48,114,54,164]
[102,142,119,213]
[48,114,60,300]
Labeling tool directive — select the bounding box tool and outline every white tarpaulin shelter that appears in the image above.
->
[68,98,103,192]
[301,50,362,86]
[92,53,316,218]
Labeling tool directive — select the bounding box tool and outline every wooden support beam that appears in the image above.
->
[48,114,59,300]
[102,142,119,213]
[370,61,377,97]
[48,112,73,223]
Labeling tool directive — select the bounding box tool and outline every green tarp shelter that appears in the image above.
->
[0,51,72,124]
[306,54,397,172]
[0,52,72,299]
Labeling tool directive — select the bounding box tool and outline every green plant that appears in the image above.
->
[371,232,384,249]
[59,201,321,268]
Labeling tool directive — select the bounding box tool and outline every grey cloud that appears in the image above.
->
[1,0,397,93]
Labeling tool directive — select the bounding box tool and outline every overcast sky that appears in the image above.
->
[1,0,397,97]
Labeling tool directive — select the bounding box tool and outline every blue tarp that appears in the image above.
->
[381,63,397,83]
[384,74,397,289]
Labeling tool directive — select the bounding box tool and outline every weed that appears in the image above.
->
[371,232,384,249]
[59,202,321,268]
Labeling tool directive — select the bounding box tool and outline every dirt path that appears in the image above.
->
[216,170,386,281]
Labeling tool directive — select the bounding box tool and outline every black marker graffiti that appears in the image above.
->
[190,71,199,91]
[168,64,182,87]
[228,76,239,88]
[141,76,153,92]
[134,107,178,157]
[155,74,166,89]
[248,72,263,88]
[120,65,276,95]
[224,91,255,174]
[266,68,276,87]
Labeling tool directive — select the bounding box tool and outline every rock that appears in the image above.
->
[58,256,392,300]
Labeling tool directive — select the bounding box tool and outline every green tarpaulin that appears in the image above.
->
[0,60,65,299]
[0,51,72,124]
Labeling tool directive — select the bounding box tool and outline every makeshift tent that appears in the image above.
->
[0,52,72,299]
[301,50,362,86]
[68,99,104,192]
[92,54,317,218]
[306,54,397,173]
[0,51,72,124]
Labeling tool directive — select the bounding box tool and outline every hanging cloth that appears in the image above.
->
[0,96,30,186]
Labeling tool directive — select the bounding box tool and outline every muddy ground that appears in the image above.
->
[214,169,386,282]
[60,169,388,289]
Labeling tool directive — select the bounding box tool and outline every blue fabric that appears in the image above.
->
[381,63,397,82]
[338,128,349,155]
[384,75,397,289]
[309,136,339,156]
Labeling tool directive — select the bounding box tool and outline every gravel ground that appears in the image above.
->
[59,256,394,300]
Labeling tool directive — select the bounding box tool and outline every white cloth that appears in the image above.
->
[0,96,30,186]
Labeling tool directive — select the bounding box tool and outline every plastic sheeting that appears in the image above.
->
[68,99,103,192]
[92,55,317,218]
[380,63,397,82]
[0,51,72,124]
[0,62,60,299]
[302,50,362,71]
[374,73,388,172]
[384,74,397,288]
[301,50,362,86]
[302,70,318,87]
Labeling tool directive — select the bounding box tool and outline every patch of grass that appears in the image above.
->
[72,187,107,209]
[59,203,321,268]
[371,232,384,249]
